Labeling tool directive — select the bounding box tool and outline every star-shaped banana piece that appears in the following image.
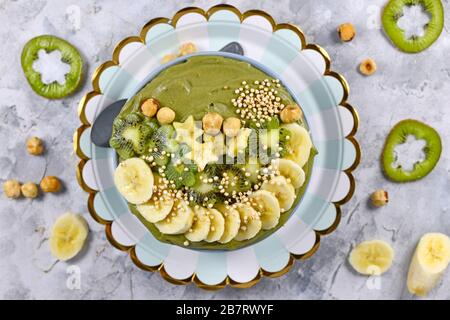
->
[184,141,220,171]
[204,133,225,158]
[173,115,203,147]
[226,128,252,158]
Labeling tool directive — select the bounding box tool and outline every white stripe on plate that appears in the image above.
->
[277,214,317,255]
[227,247,260,283]
[163,246,199,280]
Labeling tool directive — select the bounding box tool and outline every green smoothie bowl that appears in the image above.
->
[110,52,316,250]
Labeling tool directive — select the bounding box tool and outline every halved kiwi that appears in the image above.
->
[382,119,441,182]
[110,112,155,159]
[382,0,444,53]
[21,35,83,98]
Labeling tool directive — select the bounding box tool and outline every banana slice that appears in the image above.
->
[234,204,262,241]
[281,123,312,167]
[155,200,194,235]
[185,206,211,242]
[205,208,225,243]
[215,204,241,244]
[136,174,174,223]
[49,212,89,261]
[114,157,154,205]
[407,233,450,297]
[348,240,394,275]
[249,190,281,230]
[271,158,306,189]
[261,176,296,212]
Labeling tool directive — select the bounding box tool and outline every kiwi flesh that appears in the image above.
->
[382,0,444,53]
[188,171,219,206]
[21,35,83,99]
[109,112,155,160]
[217,165,251,195]
[382,119,441,182]
[164,162,197,189]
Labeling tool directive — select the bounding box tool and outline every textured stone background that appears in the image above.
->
[1,0,450,300]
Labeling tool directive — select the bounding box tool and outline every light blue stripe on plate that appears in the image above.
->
[207,21,241,51]
[196,251,227,285]
[93,191,114,221]
[274,29,302,50]
[208,10,240,23]
[80,127,111,160]
[259,35,299,75]
[296,76,343,117]
[253,235,290,272]
[146,25,179,59]
[135,233,170,267]
[99,66,139,100]
[314,139,355,170]
[293,192,332,227]
[95,187,130,219]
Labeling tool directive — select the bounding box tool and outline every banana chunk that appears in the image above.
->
[50,212,89,261]
[234,204,262,241]
[407,233,450,297]
[114,157,154,205]
[281,123,312,167]
[249,190,280,230]
[137,198,174,223]
[216,204,241,244]
[205,208,225,243]
[155,200,194,235]
[349,240,394,275]
[261,176,296,212]
[185,206,211,242]
[271,158,305,189]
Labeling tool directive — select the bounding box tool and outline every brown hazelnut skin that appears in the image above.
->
[179,42,197,56]
[21,182,39,199]
[223,117,241,137]
[26,137,44,155]
[141,98,159,117]
[156,107,176,124]
[338,23,356,42]
[359,58,377,76]
[371,189,388,207]
[40,176,61,193]
[280,104,303,123]
[202,112,223,136]
[3,180,21,199]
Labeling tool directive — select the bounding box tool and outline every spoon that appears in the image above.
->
[90,42,244,147]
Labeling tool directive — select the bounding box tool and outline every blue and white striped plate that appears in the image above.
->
[75,4,360,289]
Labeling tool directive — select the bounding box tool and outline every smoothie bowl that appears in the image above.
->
[110,52,316,250]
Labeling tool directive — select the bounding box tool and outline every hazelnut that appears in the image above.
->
[179,42,197,56]
[26,136,44,155]
[202,112,223,136]
[21,182,39,199]
[162,54,176,64]
[280,104,302,123]
[338,23,356,42]
[40,176,61,193]
[371,189,388,207]
[141,98,159,117]
[223,117,241,137]
[3,180,21,199]
[359,58,377,76]
[156,107,176,124]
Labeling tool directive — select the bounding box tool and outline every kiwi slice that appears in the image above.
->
[382,119,441,182]
[382,0,444,53]
[217,165,251,195]
[21,35,83,99]
[144,125,178,165]
[110,112,155,159]
[239,158,262,183]
[188,171,219,206]
[164,162,197,189]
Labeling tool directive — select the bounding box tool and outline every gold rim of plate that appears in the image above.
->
[73,4,361,290]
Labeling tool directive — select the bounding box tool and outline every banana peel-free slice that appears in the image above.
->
[349,240,394,275]
[50,212,89,261]
[407,233,450,297]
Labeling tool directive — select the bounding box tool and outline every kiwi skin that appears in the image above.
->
[21,35,83,99]
[381,119,441,182]
[382,0,444,53]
